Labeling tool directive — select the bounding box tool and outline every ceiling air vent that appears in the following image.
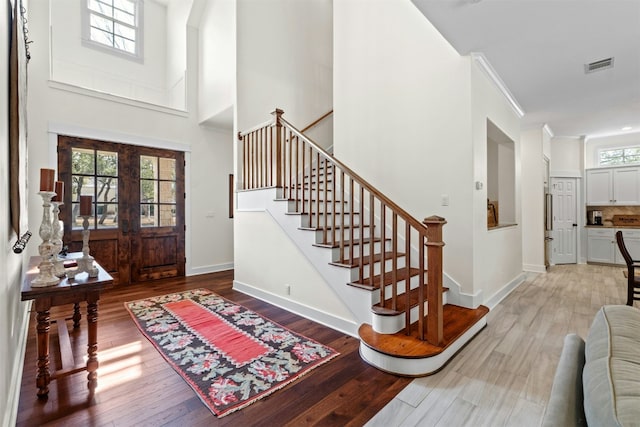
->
[585,57,614,73]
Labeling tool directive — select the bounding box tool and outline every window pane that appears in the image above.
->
[141,179,156,203]
[97,203,118,229]
[72,148,95,174]
[159,181,175,203]
[115,36,136,54]
[114,22,135,40]
[97,150,118,176]
[71,176,95,202]
[114,0,135,15]
[89,0,113,17]
[141,204,157,227]
[159,158,176,180]
[159,205,175,227]
[90,27,114,47]
[97,177,118,204]
[90,14,114,33]
[72,206,96,230]
[140,156,157,179]
[114,9,135,26]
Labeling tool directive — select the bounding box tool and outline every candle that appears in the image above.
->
[79,195,92,216]
[40,168,55,192]
[52,181,64,202]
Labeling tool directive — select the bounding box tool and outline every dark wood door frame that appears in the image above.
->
[57,135,185,285]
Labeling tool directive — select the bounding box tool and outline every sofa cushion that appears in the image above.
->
[542,334,586,427]
[583,305,640,427]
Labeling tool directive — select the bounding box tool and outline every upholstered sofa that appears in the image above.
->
[542,305,640,426]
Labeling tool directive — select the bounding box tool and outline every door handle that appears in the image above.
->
[122,219,129,235]
[573,224,577,227]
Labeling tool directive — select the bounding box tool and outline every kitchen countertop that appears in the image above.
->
[585,225,640,228]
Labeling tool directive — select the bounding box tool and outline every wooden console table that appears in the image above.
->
[21,253,113,398]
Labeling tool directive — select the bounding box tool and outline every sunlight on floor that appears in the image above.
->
[83,341,144,392]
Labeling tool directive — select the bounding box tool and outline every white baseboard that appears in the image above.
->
[484,272,527,310]
[523,263,547,273]
[187,262,234,276]
[4,301,31,427]
[443,273,484,308]
[233,280,358,338]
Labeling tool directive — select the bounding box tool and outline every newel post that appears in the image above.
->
[423,215,446,346]
[271,108,284,188]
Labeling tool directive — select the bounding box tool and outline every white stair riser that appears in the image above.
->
[372,292,448,334]
[299,213,361,228]
[347,258,408,282]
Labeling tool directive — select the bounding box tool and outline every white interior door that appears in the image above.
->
[551,178,578,264]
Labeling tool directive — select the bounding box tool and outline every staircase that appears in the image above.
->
[237,109,488,376]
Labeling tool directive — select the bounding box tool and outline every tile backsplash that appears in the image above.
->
[587,206,640,226]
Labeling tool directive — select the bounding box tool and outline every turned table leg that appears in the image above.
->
[35,309,51,398]
[73,302,81,329]
[86,297,99,392]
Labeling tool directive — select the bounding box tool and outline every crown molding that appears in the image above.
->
[543,123,554,138]
[471,52,525,118]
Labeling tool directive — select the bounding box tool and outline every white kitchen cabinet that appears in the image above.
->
[587,228,616,263]
[587,228,640,265]
[586,167,640,205]
[614,229,640,264]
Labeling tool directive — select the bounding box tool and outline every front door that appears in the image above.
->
[58,136,185,285]
[551,177,578,264]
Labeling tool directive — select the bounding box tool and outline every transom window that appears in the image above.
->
[599,147,640,166]
[85,0,142,58]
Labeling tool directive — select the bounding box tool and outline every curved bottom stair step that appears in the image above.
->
[359,304,489,359]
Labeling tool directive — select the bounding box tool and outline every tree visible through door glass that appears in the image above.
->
[71,147,119,229]
[140,156,176,227]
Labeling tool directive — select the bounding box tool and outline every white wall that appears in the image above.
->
[470,58,523,306]
[26,1,234,275]
[235,211,353,320]
[234,0,333,302]
[236,0,333,133]
[585,131,640,169]
[551,136,584,177]
[521,127,546,272]
[50,0,185,109]
[198,0,235,126]
[2,2,30,425]
[334,0,475,293]
[165,0,191,110]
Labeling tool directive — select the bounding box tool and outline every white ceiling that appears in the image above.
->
[411,0,640,139]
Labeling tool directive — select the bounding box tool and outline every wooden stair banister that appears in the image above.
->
[238,108,445,347]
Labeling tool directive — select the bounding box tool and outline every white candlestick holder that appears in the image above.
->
[67,215,98,279]
[31,191,60,287]
[50,201,65,277]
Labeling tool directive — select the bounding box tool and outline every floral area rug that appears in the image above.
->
[125,288,339,417]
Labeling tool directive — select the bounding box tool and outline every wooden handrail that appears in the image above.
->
[300,110,333,133]
[239,108,444,346]
[278,115,427,233]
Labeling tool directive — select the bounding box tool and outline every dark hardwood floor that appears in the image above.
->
[16,271,411,426]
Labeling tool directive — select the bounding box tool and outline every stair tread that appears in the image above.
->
[274,198,347,203]
[329,251,405,268]
[371,286,450,315]
[358,304,490,358]
[299,224,371,231]
[350,267,422,290]
[313,237,385,249]
[285,211,360,216]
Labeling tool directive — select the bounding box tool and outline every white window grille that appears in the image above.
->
[599,147,640,166]
[83,0,143,60]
